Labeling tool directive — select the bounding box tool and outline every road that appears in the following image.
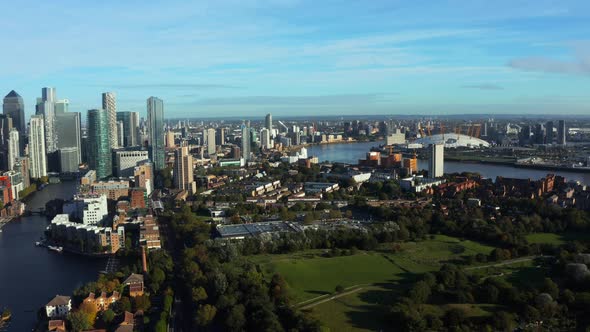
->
[464,255,543,270]
[299,286,365,310]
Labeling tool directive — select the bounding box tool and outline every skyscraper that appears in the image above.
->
[87,109,112,179]
[0,114,13,170]
[29,115,47,179]
[207,128,216,156]
[102,92,118,149]
[428,143,444,178]
[36,87,57,153]
[7,128,19,171]
[216,127,225,146]
[116,111,139,147]
[174,145,195,193]
[545,121,554,144]
[55,99,69,113]
[3,90,25,151]
[241,123,251,161]
[147,97,165,170]
[55,111,82,165]
[557,120,566,145]
[117,121,124,147]
[265,113,273,131]
[261,128,271,150]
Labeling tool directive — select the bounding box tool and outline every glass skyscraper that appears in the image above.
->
[116,111,140,147]
[87,109,112,179]
[2,91,25,152]
[147,97,165,170]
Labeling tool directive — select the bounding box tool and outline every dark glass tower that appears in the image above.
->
[3,90,25,151]
[87,109,112,179]
[147,97,165,170]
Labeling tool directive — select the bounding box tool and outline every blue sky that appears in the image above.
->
[1,0,589,118]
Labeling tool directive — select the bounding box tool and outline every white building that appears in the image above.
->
[63,194,109,225]
[207,128,216,156]
[261,128,272,149]
[428,143,444,178]
[385,129,406,145]
[7,128,19,170]
[45,295,71,318]
[29,115,47,178]
[400,175,445,193]
[115,150,149,178]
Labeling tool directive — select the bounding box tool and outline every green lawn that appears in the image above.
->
[525,232,590,245]
[246,235,495,331]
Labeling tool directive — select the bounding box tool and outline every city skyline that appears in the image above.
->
[0,1,589,117]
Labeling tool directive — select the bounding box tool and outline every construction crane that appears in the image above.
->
[277,120,289,132]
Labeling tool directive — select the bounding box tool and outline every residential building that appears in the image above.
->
[102,92,118,149]
[134,160,153,195]
[123,273,145,297]
[265,113,272,131]
[557,120,566,145]
[2,90,25,151]
[49,214,125,253]
[83,291,121,311]
[174,145,196,193]
[147,97,165,170]
[261,128,271,149]
[216,127,225,146]
[87,109,112,179]
[166,130,175,148]
[45,295,72,318]
[7,128,19,170]
[114,150,149,177]
[241,124,251,161]
[29,115,47,179]
[63,194,109,225]
[207,128,216,155]
[428,143,444,178]
[139,215,161,250]
[91,180,130,200]
[116,111,140,147]
[36,87,58,153]
[4,170,23,201]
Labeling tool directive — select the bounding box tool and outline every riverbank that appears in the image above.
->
[444,156,590,174]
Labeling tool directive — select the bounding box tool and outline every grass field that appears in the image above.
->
[247,235,495,331]
[525,232,590,245]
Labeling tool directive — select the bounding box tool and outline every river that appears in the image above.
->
[0,181,104,331]
[306,141,590,184]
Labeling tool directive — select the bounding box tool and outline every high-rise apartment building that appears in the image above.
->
[87,109,112,179]
[207,128,216,156]
[102,92,118,149]
[174,145,195,193]
[216,127,225,146]
[428,143,444,178]
[116,111,140,147]
[29,115,47,179]
[7,128,19,171]
[147,97,165,170]
[557,120,566,145]
[261,128,271,150]
[3,90,25,151]
[265,113,273,131]
[0,114,12,170]
[241,124,251,161]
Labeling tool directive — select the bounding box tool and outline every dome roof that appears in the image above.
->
[415,133,490,148]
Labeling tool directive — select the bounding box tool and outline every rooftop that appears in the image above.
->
[46,295,71,307]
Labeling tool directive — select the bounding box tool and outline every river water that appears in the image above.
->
[0,181,104,331]
[306,141,590,184]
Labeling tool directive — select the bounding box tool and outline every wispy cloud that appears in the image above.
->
[190,94,391,106]
[90,83,243,89]
[508,41,590,75]
[462,83,504,90]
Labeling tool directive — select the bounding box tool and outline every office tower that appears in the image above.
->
[3,90,25,151]
[216,127,225,146]
[29,115,47,178]
[117,121,124,147]
[102,92,118,149]
[265,113,272,131]
[545,121,554,144]
[55,112,82,166]
[147,97,165,170]
[0,114,12,170]
[557,120,566,145]
[166,130,175,148]
[261,128,271,149]
[87,109,112,179]
[55,99,69,113]
[7,128,19,170]
[116,111,139,147]
[59,147,79,173]
[428,143,444,178]
[207,128,216,156]
[36,87,57,153]
[241,124,251,161]
[534,124,545,145]
[114,150,149,177]
[174,145,195,193]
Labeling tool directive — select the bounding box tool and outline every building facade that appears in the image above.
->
[102,92,118,149]
[174,145,195,193]
[114,150,149,177]
[147,97,165,170]
[428,143,444,178]
[116,111,140,147]
[29,115,47,179]
[2,90,25,152]
[87,109,112,179]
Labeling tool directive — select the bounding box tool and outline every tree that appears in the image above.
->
[149,267,166,293]
[196,304,217,326]
[101,309,116,324]
[192,286,208,303]
[78,301,98,326]
[225,304,246,331]
[541,278,559,299]
[335,285,345,293]
[133,295,151,312]
[67,311,93,332]
[408,281,431,304]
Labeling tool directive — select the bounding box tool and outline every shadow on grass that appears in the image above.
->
[306,290,332,296]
